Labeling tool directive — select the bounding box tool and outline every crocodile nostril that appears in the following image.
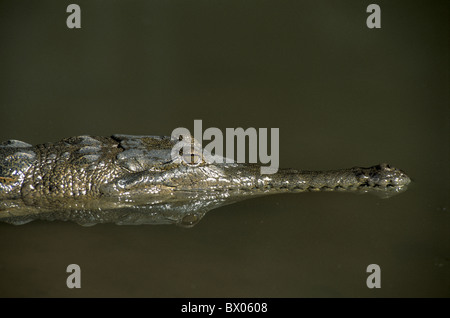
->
[180,213,199,227]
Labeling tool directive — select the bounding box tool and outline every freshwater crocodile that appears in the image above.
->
[0,134,411,227]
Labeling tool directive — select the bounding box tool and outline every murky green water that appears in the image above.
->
[0,0,448,297]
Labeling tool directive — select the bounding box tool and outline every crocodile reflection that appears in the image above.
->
[0,134,411,227]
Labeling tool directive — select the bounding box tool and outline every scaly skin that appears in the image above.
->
[0,134,411,226]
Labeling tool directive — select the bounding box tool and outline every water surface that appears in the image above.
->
[0,0,448,297]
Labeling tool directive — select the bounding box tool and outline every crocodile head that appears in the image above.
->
[94,135,411,226]
[103,135,271,194]
[98,134,274,226]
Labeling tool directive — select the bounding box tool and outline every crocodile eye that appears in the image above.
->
[183,153,202,166]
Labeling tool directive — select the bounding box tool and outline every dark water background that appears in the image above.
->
[0,0,448,297]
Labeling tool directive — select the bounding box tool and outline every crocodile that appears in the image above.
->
[0,134,411,227]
